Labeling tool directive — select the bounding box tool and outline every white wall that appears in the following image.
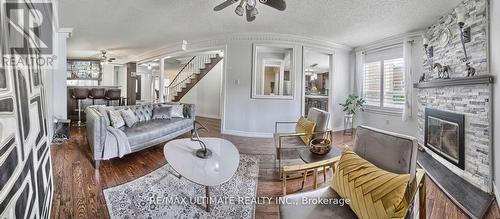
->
[222,41,303,136]
[100,64,114,86]
[180,60,223,119]
[220,40,352,136]
[490,0,500,200]
[52,32,70,121]
[137,34,353,137]
[136,65,154,102]
[115,66,127,96]
[332,49,353,131]
[355,35,423,137]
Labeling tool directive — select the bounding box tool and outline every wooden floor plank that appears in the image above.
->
[50,117,499,219]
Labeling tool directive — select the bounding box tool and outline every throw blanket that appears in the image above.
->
[102,126,132,159]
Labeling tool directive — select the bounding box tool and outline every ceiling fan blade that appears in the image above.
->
[246,6,256,22]
[214,0,238,11]
[260,0,286,11]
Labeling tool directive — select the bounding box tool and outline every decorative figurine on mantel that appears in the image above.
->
[466,62,476,77]
[433,63,450,79]
[419,73,426,83]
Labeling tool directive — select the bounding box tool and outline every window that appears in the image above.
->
[362,46,405,111]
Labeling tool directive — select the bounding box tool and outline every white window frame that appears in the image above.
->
[363,58,405,115]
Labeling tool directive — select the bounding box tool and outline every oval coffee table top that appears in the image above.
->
[164,137,240,187]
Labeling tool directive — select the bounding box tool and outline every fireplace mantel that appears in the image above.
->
[413,75,494,89]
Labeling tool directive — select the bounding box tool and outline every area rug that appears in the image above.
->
[103,154,259,219]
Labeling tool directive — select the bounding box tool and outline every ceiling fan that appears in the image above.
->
[214,0,286,22]
[99,50,116,64]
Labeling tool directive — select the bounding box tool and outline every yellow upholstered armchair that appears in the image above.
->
[280,126,426,219]
[273,108,331,173]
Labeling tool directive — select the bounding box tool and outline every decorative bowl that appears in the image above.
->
[309,138,332,155]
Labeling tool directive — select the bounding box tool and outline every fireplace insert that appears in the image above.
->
[424,108,465,169]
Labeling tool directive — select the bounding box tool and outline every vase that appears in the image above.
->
[343,114,354,135]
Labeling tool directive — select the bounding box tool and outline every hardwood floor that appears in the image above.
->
[50,117,499,219]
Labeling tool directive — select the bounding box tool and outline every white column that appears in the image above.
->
[53,29,71,120]
[159,58,165,102]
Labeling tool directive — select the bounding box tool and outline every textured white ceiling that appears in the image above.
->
[59,0,462,59]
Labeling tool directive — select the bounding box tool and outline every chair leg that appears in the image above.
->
[301,170,307,189]
[419,177,426,219]
[313,168,318,189]
[323,166,327,182]
[283,172,287,195]
[278,149,282,178]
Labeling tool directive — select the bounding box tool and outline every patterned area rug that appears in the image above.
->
[103,154,259,219]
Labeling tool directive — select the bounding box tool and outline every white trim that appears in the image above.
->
[222,129,273,138]
[363,107,403,116]
[355,31,424,52]
[196,113,221,120]
[123,32,353,64]
[494,184,500,208]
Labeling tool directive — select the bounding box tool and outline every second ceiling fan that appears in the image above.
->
[214,0,286,22]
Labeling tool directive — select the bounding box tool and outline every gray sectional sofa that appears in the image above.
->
[85,103,195,169]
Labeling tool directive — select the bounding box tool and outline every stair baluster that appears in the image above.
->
[167,53,222,102]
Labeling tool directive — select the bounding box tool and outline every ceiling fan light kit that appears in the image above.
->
[214,0,286,22]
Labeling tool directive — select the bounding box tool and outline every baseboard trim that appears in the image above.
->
[196,113,220,119]
[222,129,273,138]
[494,183,500,207]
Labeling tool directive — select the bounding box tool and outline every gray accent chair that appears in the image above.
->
[280,126,426,219]
[274,108,331,172]
[86,103,195,169]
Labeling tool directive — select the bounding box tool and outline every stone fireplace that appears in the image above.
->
[417,81,492,193]
[416,0,492,193]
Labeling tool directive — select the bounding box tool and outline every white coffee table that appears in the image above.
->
[163,137,240,212]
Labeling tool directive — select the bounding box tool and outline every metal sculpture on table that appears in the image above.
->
[191,121,212,158]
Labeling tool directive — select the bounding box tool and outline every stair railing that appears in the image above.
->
[167,54,218,102]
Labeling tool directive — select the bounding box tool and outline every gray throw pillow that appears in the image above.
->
[152,106,172,119]
[164,104,184,118]
[120,108,139,127]
[107,109,125,128]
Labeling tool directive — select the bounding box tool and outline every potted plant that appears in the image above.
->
[339,95,365,134]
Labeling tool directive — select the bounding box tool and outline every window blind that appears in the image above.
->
[363,61,381,106]
[362,44,405,110]
[383,58,405,108]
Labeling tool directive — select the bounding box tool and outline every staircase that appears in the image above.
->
[167,54,223,102]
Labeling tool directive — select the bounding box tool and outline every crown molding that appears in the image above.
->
[123,32,353,63]
[354,30,425,52]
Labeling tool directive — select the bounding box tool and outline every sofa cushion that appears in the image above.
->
[164,104,184,118]
[120,108,139,127]
[122,118,193,148]
[279,187,356,219]
[152,106,172,120]
[108,109,125,128]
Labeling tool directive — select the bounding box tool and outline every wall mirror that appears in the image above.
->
[252,44,294,99]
